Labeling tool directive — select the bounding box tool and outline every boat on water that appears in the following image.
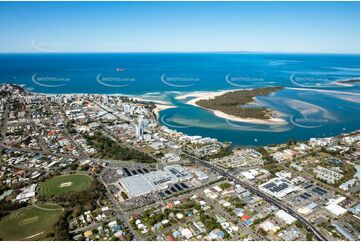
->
[116,68,126,72]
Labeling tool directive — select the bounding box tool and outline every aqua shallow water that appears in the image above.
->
[0,53,359,146]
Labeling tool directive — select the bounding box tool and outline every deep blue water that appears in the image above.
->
[0,53,359,146]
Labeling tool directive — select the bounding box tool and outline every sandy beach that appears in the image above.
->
[175,90,231,101]
[153,104,176,118]
[133,97,170,105]
[178,90,287,125]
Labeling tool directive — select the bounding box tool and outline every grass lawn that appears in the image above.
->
[0,204,63,240]
[40,173,93,197]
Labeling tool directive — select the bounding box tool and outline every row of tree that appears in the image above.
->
[85,131,157,163]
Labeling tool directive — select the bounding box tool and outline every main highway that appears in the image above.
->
[184,153,328,241]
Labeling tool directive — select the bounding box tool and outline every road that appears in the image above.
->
[183,153,328,241]
[0,145,154,168]
[0,95,328,241]
[29,114,51,153]
[98,168,139,240]
[60,110,89,159]
[71,100,327,240]
[70,215,117,233]
[200,193,263,240]
[0,100,10,146]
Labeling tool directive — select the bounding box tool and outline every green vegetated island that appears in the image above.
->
[195,86,284,120]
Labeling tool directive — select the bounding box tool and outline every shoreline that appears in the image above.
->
[132,97,176,118]
[133,97,170,105]
[180,90,287,125]
[134,97,177,119]
[175,90,234,101]
[153,104,177,118]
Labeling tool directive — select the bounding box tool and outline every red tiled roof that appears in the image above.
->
[166,203,174,209]
[166,235,175,241]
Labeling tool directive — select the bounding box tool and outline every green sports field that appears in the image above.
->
[0,204,63,240]
[39,173,93,197]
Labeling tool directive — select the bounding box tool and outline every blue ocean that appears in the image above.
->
[0,53,359,146]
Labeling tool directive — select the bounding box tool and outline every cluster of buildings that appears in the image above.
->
[120,165,192,198]
[314,166,344,184]
[69,207,132,241]
[259,177,297,199]
[0,84,360,241]
[212,148,264,169]
[1,148,77,188]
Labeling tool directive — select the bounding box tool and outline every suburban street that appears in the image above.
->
[183,153,328,241]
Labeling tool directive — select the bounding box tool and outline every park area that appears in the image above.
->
[0,204,63,240]
[39,173,93,197]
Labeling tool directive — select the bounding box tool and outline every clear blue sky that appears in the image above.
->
[0,1,359,53]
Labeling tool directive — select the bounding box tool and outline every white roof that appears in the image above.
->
[213,186,222,192]
[120,174,155,197]
[204,189,211,194]
[144,170,173,190]
[275,210,297,225]
[195,170,209,180]
[325,204,347,217]
[108,221,117,227]
[297,207,312,215]
[326,196,346,206]
[260,221,280,233]
[240,171,256,180]
[223,202,231,207]
[259,177,297,199]
[181,228,193,239]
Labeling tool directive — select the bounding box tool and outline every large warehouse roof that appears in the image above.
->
[120,165,193,198]
[144,170,173,190]
[120,174,156,197]
[258,177,297,199]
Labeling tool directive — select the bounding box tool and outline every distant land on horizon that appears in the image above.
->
[0,51,359,55]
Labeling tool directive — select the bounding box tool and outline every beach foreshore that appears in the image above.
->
[177,90,287,125]
[175,90,231,101]
[133,97,170,105]
[153,104,177,118]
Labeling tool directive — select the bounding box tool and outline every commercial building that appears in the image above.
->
[258,177,297,199]
[119,165,193,198]
[324,196,348,217]
[120,174,156,197]
[195,170,209,181]
[275,210,297,225]
[260,221,280,233]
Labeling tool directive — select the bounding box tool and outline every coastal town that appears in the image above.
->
[0,83,359,241]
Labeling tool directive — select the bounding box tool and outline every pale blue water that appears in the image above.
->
[0,53,359,146]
